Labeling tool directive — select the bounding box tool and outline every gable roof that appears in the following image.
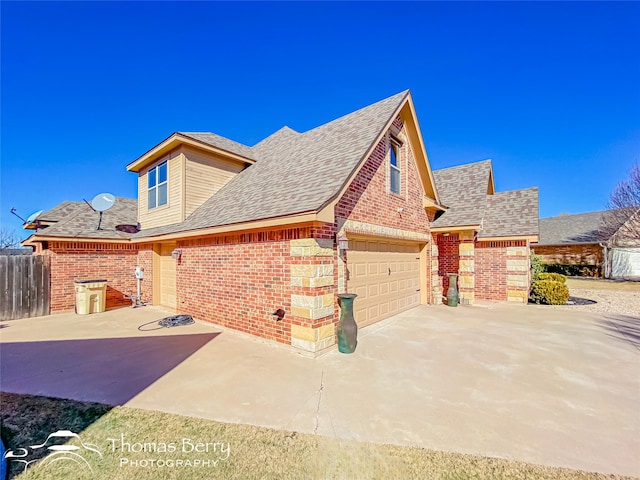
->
[27,90,442,243]
[431,160,493,228]
[537,210,620,245]
[134,90,416,238]
[26,198,138,240]
[431,159,539,239]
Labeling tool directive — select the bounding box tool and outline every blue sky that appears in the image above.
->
[1,1,638,239]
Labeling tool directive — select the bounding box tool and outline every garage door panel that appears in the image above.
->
[348,239,421,328]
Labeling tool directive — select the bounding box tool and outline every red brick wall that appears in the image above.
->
[43,242,140,312]
[475,244,507,301]
[176,226,334,345]
[437,234,460,292]
[475,240,528,301]
[335,125,431,235]
[137,246,154,304]
[335,118,433,301]
[533,244,603,266]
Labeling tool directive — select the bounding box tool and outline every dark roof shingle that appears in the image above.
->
[431,159,539,239]
[479,188,539,238]
[136,91,409,237]
[537,210,622,245]
[178,132,256,161]
[36,197,138,239]
[431,160,492,228]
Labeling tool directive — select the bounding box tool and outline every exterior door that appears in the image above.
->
[159,243,177,308]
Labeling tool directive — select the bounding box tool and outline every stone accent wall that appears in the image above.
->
[506,245,530,302]
[458,234,475,304]
[533,244,603,267]
[42,241,140,312]
[289,232,338,355]
[430,241,442,304]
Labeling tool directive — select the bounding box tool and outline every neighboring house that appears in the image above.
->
[430,160,539,304]
[534,210,640,279]
[0,249,32,255]
[24,90,539,354]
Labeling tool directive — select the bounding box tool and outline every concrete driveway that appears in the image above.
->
[1,303,638,477]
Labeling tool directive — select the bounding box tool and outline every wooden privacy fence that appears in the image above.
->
[0,255,50,321]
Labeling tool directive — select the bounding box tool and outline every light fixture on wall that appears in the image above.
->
[336,234,349,253]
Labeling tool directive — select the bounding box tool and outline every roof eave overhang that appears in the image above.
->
[22,235,132,246]
[402,95,442,206]
[127,133,256,172]
[423,196,446,211]
[532,240,601,247]
[479,235,539,242]
[130,209,335,243]
[431,225,481,233]
[22,210,335,246]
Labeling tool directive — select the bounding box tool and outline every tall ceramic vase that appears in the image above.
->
[447,273,459,307]
[337,293,358,353]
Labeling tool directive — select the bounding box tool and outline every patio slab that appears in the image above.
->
[1,303,638,476]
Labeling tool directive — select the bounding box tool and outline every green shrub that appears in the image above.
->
[530,280,570,305]
[537,272,567,283]
[544,263,602,277]
[530,253,544,282]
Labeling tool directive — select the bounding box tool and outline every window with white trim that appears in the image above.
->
[148,161,168,209]
[389,142,401,194]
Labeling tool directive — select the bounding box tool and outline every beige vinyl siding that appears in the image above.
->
[138,151,184,229]
[183,146,245,218]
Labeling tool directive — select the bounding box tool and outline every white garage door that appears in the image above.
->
[348,238,421,328]
[611,248,640,279]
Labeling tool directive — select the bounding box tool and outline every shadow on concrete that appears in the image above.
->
[0,332,219,405]
[599,315,640,350]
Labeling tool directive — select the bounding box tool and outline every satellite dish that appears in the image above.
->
[87,193,116,230]
[25,210,44,224]
[91,193,116,212]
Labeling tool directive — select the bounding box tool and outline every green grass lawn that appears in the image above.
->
[1,392,634,480]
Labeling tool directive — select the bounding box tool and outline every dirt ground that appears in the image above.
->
[557,278,640,318]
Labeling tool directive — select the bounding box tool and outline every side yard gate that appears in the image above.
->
[0,255,50,321]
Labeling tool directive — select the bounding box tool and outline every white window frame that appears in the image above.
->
[389,139,401,195]
[148,161,168,209]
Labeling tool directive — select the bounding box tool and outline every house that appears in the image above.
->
[24,91,539,354]
[430,160,539,304]
[534,210,640,279]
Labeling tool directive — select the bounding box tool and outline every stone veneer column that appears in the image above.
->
[289,238,336,355]
[458,232,475,305]
[506,245,530,303]
[431,241,443,305]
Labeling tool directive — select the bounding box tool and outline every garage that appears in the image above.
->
[159,243,177,308]
[611,247,640,279]
[347,238,422,328]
